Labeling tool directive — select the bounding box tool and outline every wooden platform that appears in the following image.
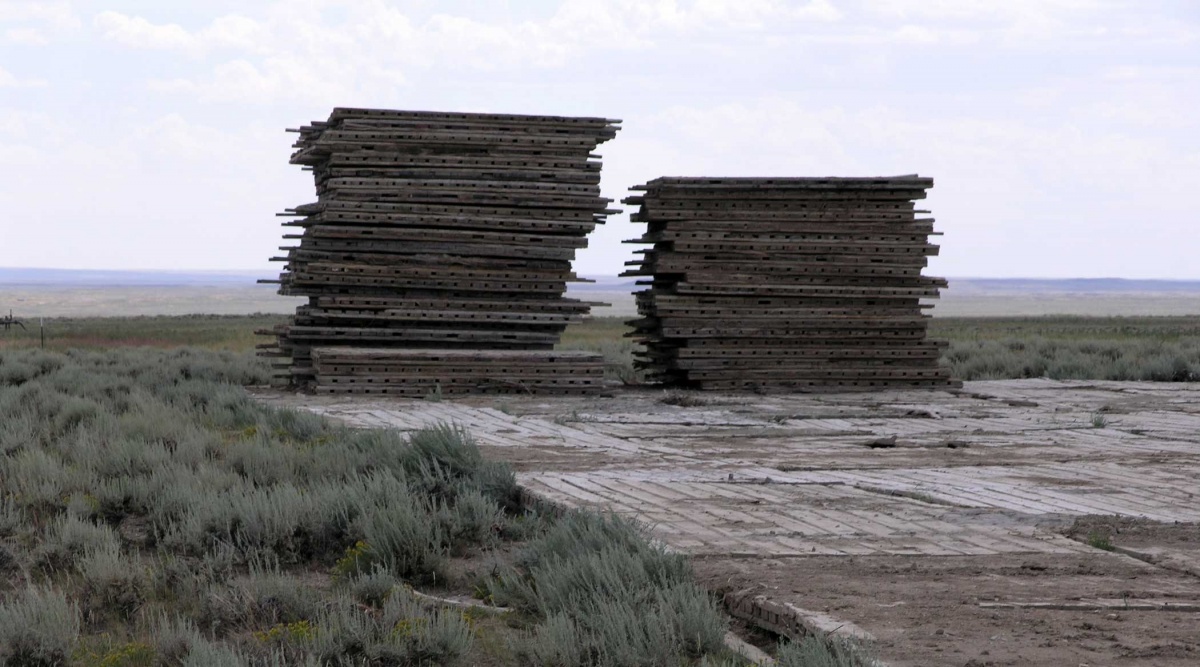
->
[260,107,620,394]
[623,175,958,391]
[258,379,1200,666]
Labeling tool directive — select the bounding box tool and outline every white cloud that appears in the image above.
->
[602,93,1199,278]
[4,0,1198,276]
[94,0,848,105]
[150,56,372,105]
[0,66,47,88]
[4,27,49,45]
[135,114,258,162]
[94,11,202,52]
[203,15,271,52]
[867,0,1104,22]
[892,25,939,43]
[93,11,270,55]
[0,1,82,30]
[665,0,841,29]
[864,0,1125,44]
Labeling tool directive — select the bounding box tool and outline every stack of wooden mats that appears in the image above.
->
[621,176,959,391]
[259,107,621,395]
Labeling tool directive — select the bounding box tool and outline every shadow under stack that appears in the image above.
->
[260,107,621,395]
[622,176,959,391]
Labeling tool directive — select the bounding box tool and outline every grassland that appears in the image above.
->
[5,313,1190,663]
[932,316,1200,381]
[0,347,760,665]
[0,345,872,665]
[0,315,282,352]
[4,313,1197,383]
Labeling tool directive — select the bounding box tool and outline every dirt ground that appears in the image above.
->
[259,379,1200,666]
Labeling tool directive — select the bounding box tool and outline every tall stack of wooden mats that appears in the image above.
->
[622,176,959,391]
[260,108,620,395]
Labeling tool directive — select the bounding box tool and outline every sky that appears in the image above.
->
[1,1,1197,279]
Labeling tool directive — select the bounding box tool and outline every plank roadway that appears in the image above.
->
[256,379,1200,666]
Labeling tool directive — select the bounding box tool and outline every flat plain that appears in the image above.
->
[7,282,1200,319]
[2,302,1199,665]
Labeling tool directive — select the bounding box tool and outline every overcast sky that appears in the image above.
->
[1,1,1197,278]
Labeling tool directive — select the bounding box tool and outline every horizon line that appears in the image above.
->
[4,267,1200,282]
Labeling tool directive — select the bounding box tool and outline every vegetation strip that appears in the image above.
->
[0,346,868,665]
[3,314,1198,384]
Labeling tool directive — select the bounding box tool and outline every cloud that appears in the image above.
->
[4,27,49,45]
[0,66,47,88]
[6,0,1197,276]
[0,1,82,30]
[866,0,1104,23]
[150,57,371,105]
[602,93,1199,277]
[94,0,849,104]
[93,11,270,55]
[135,113,263,162]
[649,0,842,29]
[863,0,1131,44]
[891,25,939,43]
[94,11,202,52]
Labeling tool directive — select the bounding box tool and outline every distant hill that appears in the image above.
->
[947,278,1200,294]
[3,269,1200,294]
[0,268,268,286]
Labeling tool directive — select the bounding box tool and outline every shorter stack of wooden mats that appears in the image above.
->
[621,175,959,391]
[259,107,620,395]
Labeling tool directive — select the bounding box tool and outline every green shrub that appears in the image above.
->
[442,488,506,551]
[378,589,474,664]
[348,566,399,608]
[0,345,738,664]
[0,495,24,537]
[523,613,587,666]
[242,569,323,627]
[35,514,121,571]
[180,639,249,667]
[355,487,446,582]
[77,544,145,618]
[777,633,875,667]
[0,587,81,665]
[493,511,726,667]
[933,318,1200,382]
[301,590,471,665]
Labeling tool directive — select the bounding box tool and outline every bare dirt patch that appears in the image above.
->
[696,553,1200,666]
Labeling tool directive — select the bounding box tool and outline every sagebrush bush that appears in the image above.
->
[354,478,447,581]
[0,346,742,665]
[241,568,323,627]
[77,543,145,618]
[0,496,23,537]
[492,511,727,667]
[302,590,473,665]
[930,317,1200,382]
[777,633,875,667]
[348,566,399,608]
[0,587,81,665]
[35,514,121,571]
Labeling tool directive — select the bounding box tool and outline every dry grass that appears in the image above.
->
[0,314,286,352]
[932,316,1200,381]
[5,314,1198,383]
